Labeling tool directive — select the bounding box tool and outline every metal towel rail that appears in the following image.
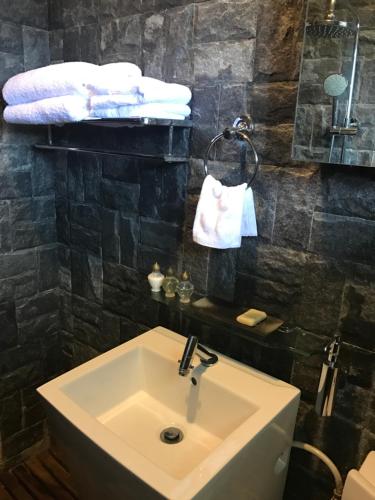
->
[203,114,259,187]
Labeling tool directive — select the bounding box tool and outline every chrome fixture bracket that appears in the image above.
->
[203,114,259,187]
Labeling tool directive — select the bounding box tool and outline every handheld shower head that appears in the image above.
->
[324,74,348,97]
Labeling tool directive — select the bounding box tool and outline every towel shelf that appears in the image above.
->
[34,118,192,162]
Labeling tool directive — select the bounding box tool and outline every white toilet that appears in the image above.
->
[342,452,375,500]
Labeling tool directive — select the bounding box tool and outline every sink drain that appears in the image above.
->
[160,427,184,444]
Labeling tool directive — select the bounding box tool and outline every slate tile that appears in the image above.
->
[22,27,50,71]
[70,203,102,231]
[273,166,320,250]
[101,179,140,215]
[100,16,142,65]
[61,0,97,28]
[0,0,48,29]
[12,221,56,250]
[120,216,139,268]
[316,167,375,221]
[18,311,60,344]
[340,283,375,351]
[38,246,59,291]
[32,156,55,196]
[0,251,37,280]
[102,208,120,263]
[101,157,139,184]
[190,84,220,159]
[98,0,141,20]
[208,248,237,301]
[137,244,179,274]
[182,230,209,294]
[0,22,23,55]
[71,250,103,304]
[0,301,17,350]
[140,217,181,252]
[142,12,166,79]
[0,52,24,87]
[16,290,59,323]
[194,0,257,43]
[49,29,63,62]
[0,170,32,199]
[164,5,194,83]
[254,0,305,82]
[249,82,298,125]
[293,255,346,335]
[309,212,375,265]
[63,26,81,61]
[194,39,255,83]
[80,24,100,64]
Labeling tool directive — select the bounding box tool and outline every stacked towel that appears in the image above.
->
[138,77,192,105]
[193,175,257,249]
[2,62,192,124]
[89,76,192,120]
[3,62,98,104]
[86,63,141,95]
[91,103,191,120]
[4,96,90,125]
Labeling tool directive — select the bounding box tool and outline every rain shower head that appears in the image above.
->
[306,0,357,38]
[306,19,356,38]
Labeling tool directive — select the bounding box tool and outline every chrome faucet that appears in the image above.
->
[178,335,218,376]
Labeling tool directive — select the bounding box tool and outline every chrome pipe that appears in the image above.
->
[341,19,360,163]
[325,0,337,21]
[344,20,360,129]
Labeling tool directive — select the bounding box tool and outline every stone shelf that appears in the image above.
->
[151,292,329,359]
[151,293,375,377]
[35,118,192,162]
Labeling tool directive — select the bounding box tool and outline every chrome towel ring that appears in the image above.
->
[203,114,259,187]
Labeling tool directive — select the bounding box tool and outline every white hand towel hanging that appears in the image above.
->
[241,187,258,237]
[193,175,247,249]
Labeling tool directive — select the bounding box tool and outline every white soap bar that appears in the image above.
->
[236,308,267,327]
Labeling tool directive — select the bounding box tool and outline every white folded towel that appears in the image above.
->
[90,94,140,110]
[241,188,258,237]
[90,103,191,120]
[4,95,90,124]
[193,176,257,249]
[138,77,192,105]
[3,62,98,105]
[87,63,142,95]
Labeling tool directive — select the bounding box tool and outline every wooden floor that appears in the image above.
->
[0,451,77,500]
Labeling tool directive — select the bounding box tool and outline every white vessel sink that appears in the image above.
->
[38,326,300,500]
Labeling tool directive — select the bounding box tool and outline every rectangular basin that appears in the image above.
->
[38,327,300,499]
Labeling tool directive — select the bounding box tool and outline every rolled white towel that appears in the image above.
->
[138,77,192,105]
[87,63,142,95]
[90,103,191,120]
[4,95,90,124]
[90,94,140,110]
[3,62,98,105]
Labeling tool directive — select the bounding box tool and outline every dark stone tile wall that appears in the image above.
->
[0,0,371,495]
[0,2,62,468]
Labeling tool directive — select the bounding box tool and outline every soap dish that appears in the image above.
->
[192,297,284,337]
